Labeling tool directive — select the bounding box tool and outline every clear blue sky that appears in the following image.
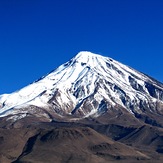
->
[0,0,163,94]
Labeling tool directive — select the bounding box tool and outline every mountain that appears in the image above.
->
[0,51,163,125]
[1,51,163,163]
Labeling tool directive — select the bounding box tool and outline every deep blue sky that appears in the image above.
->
[0,0,163,94]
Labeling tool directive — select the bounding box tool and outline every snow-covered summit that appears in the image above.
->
[74,51,103,61]
[0,51,163,122]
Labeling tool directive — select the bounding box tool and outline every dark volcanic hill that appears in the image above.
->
[1,51,163,163]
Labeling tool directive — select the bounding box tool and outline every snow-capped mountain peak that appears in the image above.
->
[74,51,103,64]
[0,51,163,122]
